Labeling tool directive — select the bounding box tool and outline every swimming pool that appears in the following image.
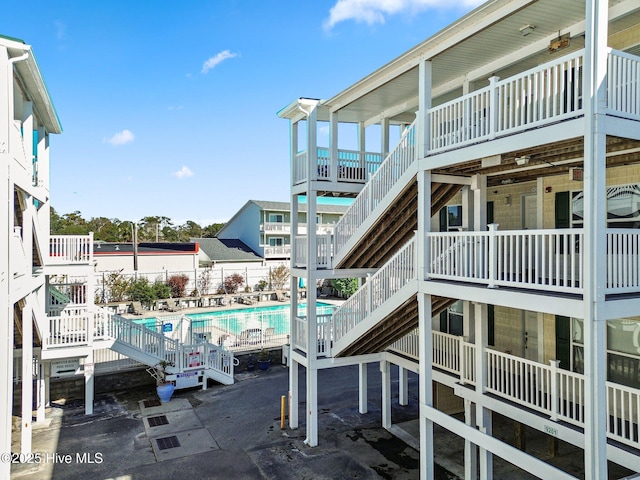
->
[136,302,336,347]
[188,302,335,337]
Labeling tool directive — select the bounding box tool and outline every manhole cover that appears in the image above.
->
[147,415,169,427]
[156,435,181,450]
[143,398,162,408]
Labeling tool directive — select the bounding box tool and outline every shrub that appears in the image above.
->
[129,278,155,307]
[167,274,189,298]
[223,273,244,293]
[331,278,359,298]
[197,266,213,295]
[256,279,268,291]
[103,271,132,302]
[152,280,172,300]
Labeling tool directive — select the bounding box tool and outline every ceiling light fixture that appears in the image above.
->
[519,24,535,36]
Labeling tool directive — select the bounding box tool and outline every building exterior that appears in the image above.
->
[2,37,234,479]
[93,241,204,272]
[280,1,640,479]
[0,34,93,478]
[216,199,347,260]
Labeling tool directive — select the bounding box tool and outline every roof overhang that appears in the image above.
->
[4,36,62,134]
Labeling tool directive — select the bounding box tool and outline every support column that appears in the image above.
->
[84,350,94,415]
[461,185,472,231]
[381,360,391,429]
[305,365,318,446]
[474,302,492,479]
[36,361,45,423]
[289,358,299,428]
[21,301,33,454]
[418,57,432,159]
[381,117,389,159]
[359,363,368,414]
[464,399,478,480]
[582,1,608,478]
[398,366,408,406]
[329,111,338,183]
[472,174,487,231]
[418,293,434,480]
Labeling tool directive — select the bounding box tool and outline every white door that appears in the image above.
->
[523,310,539,361]
[522,194,537,229]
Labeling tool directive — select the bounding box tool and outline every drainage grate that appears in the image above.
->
[143,398,162,408]
[147,415,169,427]
[156,435,181,451]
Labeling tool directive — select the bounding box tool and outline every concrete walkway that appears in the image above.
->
[11,363,445,480]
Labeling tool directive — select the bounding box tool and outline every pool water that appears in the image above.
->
[136,302,335,338]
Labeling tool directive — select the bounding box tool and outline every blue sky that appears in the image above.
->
[2,0,481,226]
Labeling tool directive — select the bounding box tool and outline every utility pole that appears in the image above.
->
[132,224,138,271]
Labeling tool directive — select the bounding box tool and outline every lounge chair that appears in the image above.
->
[130,301,144,315]
[264,327,275,341]
[275,291,287,302]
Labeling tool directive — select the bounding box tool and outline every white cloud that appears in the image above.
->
[201,50,238,74]
[323,0,483,30]
[105,129,135,146]
[168,105,183,111]
[54,20,66,40]
[173,166,194,179]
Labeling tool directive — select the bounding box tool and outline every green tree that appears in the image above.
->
[101,270,133,303]
[152,280,172,300]
[331,278,359,298]
[202,223,224,238]
[129,278,155,307]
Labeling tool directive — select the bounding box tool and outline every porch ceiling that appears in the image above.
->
[435,136,640,187]
[326,0,640,126]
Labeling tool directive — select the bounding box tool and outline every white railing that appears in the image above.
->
[262,222,291,233]
[429,50,584,153]
[293,234,332,268]
[46,313,91,348]
[11,226,29,276]
[429,226,584,294]
[389,329,420,359]
[607,49,640,121]
[264,245,291,257]
[293,151,308,185]
[607,381,640,449]
[487,350,554,416]
[317,148,383,182]
[606,229,640,294]
[49,234,94,265]
[334,120,417,256]
[11,120,29,170]
[292,316,307,352]
[332,236,416,344]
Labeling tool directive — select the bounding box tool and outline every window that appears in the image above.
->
[269,214,284,223]
[268,237,284,247]
[440,300,463,336]
[439,205,463,232]
[570,317,640,388]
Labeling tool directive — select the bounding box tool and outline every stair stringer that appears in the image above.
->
[333,162,419,268]
[331,280,419,358]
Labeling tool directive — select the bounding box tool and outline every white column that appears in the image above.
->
[464,399,478,480]
[289,358,299,428]
[381,360,391,429]
[418,293,434,480]
[359,363,368,414]
[290,120,298,188]
[36,361,45,422]
[330,111,338,183]
[472,174,487,231]
[0,46,14,480]
[582,1,608,478]
[474,302,492,479]
[398,366,408,406]
[380,117,389,159]
[461,185,472,231]
[305,364,318,446]
[418,57,432,159]
[21,301,33,454]
[84,350,94,415]
[358,121,366,153]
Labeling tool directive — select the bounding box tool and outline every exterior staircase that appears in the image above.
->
[40,307,235,387]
